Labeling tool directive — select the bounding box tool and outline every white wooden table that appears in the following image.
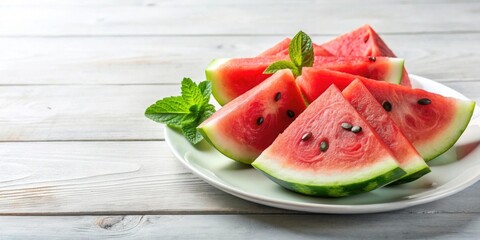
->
[0,0,479,238]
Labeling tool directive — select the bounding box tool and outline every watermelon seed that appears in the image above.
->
[341,122,353,130]
[287,110,295,118]
[301,132,312,141]
[417,98,432,105]
[256,117,264,125]
[351,126,362,133]
[368,56,376,62]
[382,101,392,112]
[320,141,329,152]
[274,92,282,101]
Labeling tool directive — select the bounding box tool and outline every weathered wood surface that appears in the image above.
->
[1,34,480,85]
[1,0,479,36]
[1,214,480,239]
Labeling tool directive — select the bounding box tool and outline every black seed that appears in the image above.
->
[417,98,432,105]
[274,92,282,101]
[320,141,329,152]
[382,101,392,112]
[256,117,264,125]
[286,110,295,118]
[368,56,376,62]
[341,122,353,130]
[351,126,362,133]
[301,132,312,141]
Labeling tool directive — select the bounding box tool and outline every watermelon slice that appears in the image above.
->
[298,70,476,161]
[297,68,385,103]
[252,85,406,197]
[198,70,307,164]
[342,80,430,183]
[257,38,332,57]
[207,56,404,105]
[320,24,412,87]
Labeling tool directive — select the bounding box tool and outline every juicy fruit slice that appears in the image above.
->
[207,56,404,105]
[342,80,430,183]
[198,70,307,164]
[257,38,332,57]
[320,24,411,87]
[300,70,476,161]
[359,79,476,160]
[252,86,406,197]
[297,68,391,104]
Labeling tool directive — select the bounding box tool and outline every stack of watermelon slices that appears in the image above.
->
[198,25,476,197]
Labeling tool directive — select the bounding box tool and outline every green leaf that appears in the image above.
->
[145,96,193,126]
[263,60,297,74]
[181,78,204,106]
[198,81,212,104]
[182,124,204,144]
[289,31,314,68]
[199,104,216,123]
[145,77,216,145]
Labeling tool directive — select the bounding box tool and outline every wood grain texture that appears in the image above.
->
[1,213,480,239]
[0,81,477,141]
[1,0,479,36]
[0,141,479,215]
[1,34,480,85]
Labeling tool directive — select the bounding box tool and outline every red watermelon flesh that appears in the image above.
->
[207,56,403,105]
[198,70,307,164]
[297,68,378,103]
[252,85,405,197]
[257,38,332,57]
[342,80,430,183]
[320,24,411,87]
[299,70,476,160]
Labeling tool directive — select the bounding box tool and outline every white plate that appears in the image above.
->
[165,75,480,214]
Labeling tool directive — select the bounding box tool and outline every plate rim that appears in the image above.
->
[166,74,480,214]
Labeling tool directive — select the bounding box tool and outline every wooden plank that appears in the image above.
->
[0,214,480,239]
[0,141,287,214]
[0,141,479,215]
[0,81,477,141]
[1,34,480,85]
[0,1,479,36]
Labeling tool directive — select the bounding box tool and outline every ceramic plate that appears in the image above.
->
[165,75,480,214]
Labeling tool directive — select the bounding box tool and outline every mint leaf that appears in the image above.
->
[264,31,314,78]
[145,79,216,145]
[181,78,204,106]
[182,124,204,144]
[263,60,296,74]
[289,31,314,68]
[145,96,193,127]
[198,81,212,105]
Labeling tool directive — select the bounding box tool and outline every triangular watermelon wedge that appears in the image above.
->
[320,24,412,87]
[252,85,406,197]
[342,80,431,183]
[298,69,476,161]
[207,56,404,105]
[198,70,307,164]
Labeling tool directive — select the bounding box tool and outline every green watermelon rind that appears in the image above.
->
[391,155,431,184]
[197,124,256,165]
[414,100,475,161]
[206,58,232,106]
[419,100,476,161]
[384,58,404,84]
[252,156,406,197]
[389,166,432,185]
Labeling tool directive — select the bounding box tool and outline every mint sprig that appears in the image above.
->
[263,31,314,77]
[145,78,216,144]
